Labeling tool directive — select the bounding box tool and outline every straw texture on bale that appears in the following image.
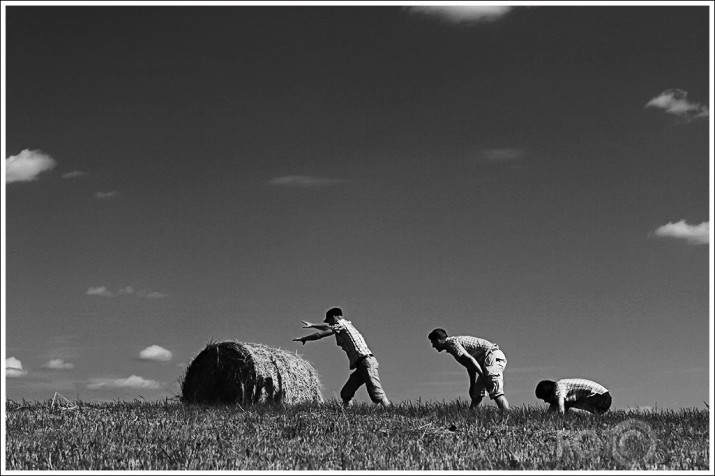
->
[181,341,323,405]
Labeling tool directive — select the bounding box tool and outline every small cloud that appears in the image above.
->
[87,375,161,390]
[645,89,709,121]
[41,358,75,370]
[407,5,513,23]
[138,345,173,362]
[268,175,345,187]
[86,285,166,298]
[6,149,57,183]
[652,220,709,245]
[477,148,526,163]
[86,286,115,297]
[6,357,28,378]
[95,191,119,199]
[62,170,87,179]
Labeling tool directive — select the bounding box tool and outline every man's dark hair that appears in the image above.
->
[535,380,556,400]
[428,328,448,341]
[325,307,343,320]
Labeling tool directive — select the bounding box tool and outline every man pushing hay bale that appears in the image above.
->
[181,341,323,405]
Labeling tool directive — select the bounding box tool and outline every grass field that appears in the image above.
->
[4,399,710,471]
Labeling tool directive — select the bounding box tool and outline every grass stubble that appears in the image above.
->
[4,399,710,471]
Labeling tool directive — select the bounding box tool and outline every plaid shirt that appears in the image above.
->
[556,378,609,403]
[444,336,500,366]
[331,320,372,369]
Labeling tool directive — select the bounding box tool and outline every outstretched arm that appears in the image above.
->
[301,320,332,331]
[293,328,335,345]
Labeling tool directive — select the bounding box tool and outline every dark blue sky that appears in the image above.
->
[4,4,712,409]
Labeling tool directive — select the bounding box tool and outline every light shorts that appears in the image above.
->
[340,356,388,404]
[472,349,507,400]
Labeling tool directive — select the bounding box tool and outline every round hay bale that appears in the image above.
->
[181,341,323,405]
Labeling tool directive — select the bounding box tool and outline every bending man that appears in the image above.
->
[428,328,509,411]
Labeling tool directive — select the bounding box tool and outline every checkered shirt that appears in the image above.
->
[444,336,499,366]
[556,378,609,403]
[331,319,373,369]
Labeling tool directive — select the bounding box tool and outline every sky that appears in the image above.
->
[2,2,713,411]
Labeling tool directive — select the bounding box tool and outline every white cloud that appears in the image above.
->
[62,170,87,179]
[268,175,344,187]
[117,286,135,295]
[95,191,120,199]
[407,5,513,23]
[6,357,28,378]
[86,286,167,299]
[41,358,75,370]
[87,375,161,390]
[6,149,57,183]
[86,286,115,297]
[652,220,709,245]
[645,89,709,121]
[139,345,173,362]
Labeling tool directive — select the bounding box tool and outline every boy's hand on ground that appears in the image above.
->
[293,337,306,345]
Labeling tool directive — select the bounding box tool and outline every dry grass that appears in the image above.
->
[180,341,323,405]
[4,400,709,470]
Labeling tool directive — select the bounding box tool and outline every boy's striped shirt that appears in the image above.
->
[556,378,609,403]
